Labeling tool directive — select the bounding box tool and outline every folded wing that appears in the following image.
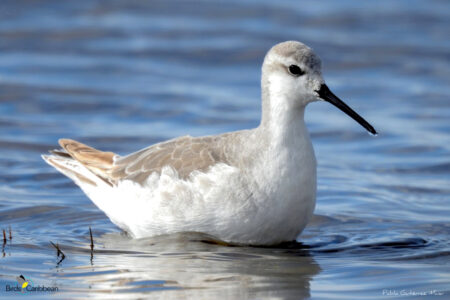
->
[110,135,229,184]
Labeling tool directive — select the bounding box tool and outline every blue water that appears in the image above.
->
[0,0,449,299]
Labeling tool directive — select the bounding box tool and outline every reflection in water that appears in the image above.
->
[57,233,320,299]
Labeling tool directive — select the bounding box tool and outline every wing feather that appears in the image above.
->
[53,134,233,186]
[110,135,228,183]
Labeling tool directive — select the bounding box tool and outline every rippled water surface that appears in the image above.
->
[1,0,449,299]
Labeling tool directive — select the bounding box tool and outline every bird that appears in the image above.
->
[43,41,376,246]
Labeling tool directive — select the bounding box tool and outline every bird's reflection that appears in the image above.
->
[63,232,321,299]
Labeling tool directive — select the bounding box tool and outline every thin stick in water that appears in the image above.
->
[89,227,94,251]
[50,241,66,265]
[50,241,60,257]
[89,227,94,264]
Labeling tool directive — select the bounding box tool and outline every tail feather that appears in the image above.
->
[43,139,119,187]
[49,149,71,158]
[42,154,105,187]
[58,139,116,180]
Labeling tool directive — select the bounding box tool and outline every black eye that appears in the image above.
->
[288,65,304,76]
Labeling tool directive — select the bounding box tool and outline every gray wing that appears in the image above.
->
[110,135,230,184]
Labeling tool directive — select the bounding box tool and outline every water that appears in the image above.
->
[0,0,449,299]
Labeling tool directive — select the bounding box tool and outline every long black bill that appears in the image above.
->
[316,84,377,135]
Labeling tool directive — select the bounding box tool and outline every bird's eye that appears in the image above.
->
[288,65,304,76]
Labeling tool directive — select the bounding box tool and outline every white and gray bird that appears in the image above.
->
[43,41,376,246]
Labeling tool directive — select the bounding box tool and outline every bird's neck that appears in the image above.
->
[250,84,316,202]
[258,85,309,148]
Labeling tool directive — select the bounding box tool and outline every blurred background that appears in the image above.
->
[0,0,449,299]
